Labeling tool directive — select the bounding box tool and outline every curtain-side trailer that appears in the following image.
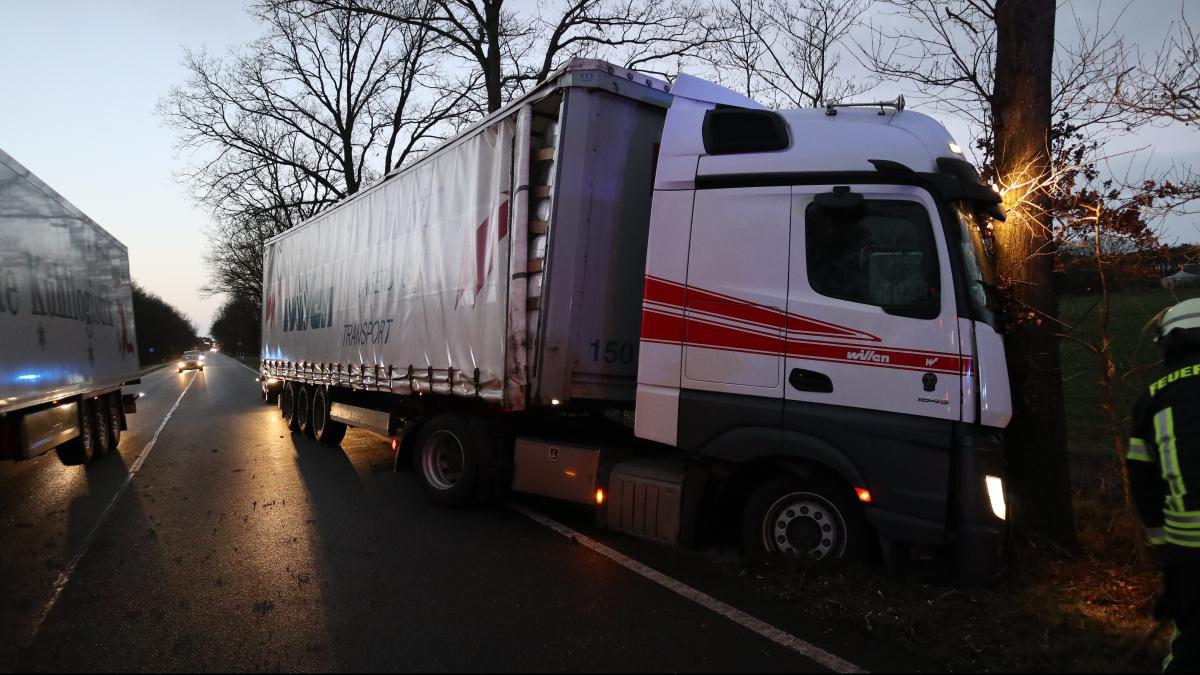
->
[260,59,1013,582]
[0,148,141,465]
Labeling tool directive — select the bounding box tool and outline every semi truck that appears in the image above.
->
[260,59,1012,582]
[0,148,141,465]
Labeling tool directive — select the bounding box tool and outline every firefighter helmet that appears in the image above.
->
[1158,298,1200,339]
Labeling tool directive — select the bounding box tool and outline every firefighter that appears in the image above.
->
[1128,297,1200,672]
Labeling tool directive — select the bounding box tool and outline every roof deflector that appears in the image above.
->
[670,73,766,109]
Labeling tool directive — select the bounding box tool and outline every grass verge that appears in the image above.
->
[713,287,1198,671]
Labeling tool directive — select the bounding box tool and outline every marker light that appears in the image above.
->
[595,488,605,505]
[550,399,562,406]
[948,142,963,154]
[390,437,400,453]
[985,475,1007,520]
[854,487,873,503]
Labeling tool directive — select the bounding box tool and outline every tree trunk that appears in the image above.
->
[992,0,1077,547]
[484,2,503,112]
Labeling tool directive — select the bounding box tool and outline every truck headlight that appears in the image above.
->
[985,475,1006,520]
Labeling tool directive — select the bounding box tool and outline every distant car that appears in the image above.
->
[178,350,205,373]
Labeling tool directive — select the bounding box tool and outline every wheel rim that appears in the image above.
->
[80,408,94,458]
[421,430,465,490]
[95,405,110,453]
[762,491,847,560]
[313,391,326,434]
[298,390,309,427]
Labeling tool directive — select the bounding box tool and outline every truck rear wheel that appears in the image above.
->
[311,387,347,447]
[56,400,96,465]
[741,474,868,563]
[296,385,315,437]
[283,383,301,432]
[412,415,482,507]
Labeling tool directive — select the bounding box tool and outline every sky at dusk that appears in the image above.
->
[0,1,1196,334]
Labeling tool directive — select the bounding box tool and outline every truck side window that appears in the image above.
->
[805,199,941,319]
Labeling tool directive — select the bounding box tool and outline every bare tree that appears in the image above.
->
[861,0,1200,548]
[287,0,717,113]
[1115,10,1200,126]
[711,0,872,107]
[161,0,465,305]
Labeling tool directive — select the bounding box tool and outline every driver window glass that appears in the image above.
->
[805,199,940,317]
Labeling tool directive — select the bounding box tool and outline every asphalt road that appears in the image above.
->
[0,353,929,673]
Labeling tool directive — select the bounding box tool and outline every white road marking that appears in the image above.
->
[22,375,196,649]
[509,502,866,674]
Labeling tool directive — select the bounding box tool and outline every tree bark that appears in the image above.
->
[992,0,1077,547]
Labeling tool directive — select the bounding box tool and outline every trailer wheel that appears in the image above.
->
[283,383,301,432]
[311,387,347,447]
[107,393,122,450]
[412,415,482,507]
[296,385,315,437]
[91,396,113,459]
[280,382,293,419]
[740,474,868,563]
[57,400,96,465]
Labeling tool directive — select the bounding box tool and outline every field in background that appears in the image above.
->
[1059,287,1200,460]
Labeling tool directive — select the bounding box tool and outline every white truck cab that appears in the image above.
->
[634,79,1011,579]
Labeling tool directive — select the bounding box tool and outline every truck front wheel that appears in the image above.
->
[413,415,482,508]
[741,474,868,563]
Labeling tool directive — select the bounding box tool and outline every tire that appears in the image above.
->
[199,367,204,372]
[392,420,422,472]
[412,415,483,507]
[296,385,315,437]
[311,387,347,447]
[280,382,293,419]
[107,393,122,450]
[91,396,113,459]
[56,400,96,466]
[283,383,302,432]
[740,474,869,563]
[178,368,183,373]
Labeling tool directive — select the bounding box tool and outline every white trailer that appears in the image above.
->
[0,148,141,464]
[261,60,1012,582]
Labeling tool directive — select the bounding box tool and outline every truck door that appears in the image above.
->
[785,185,964,421]
[682,186,790,396]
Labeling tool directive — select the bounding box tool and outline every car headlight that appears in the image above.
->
[178,361,184,367]
[985,475,1006,520]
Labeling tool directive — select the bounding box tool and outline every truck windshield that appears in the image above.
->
[950,202,996,315]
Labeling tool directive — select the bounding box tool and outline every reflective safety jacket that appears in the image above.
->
[1128,356,1200,562]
